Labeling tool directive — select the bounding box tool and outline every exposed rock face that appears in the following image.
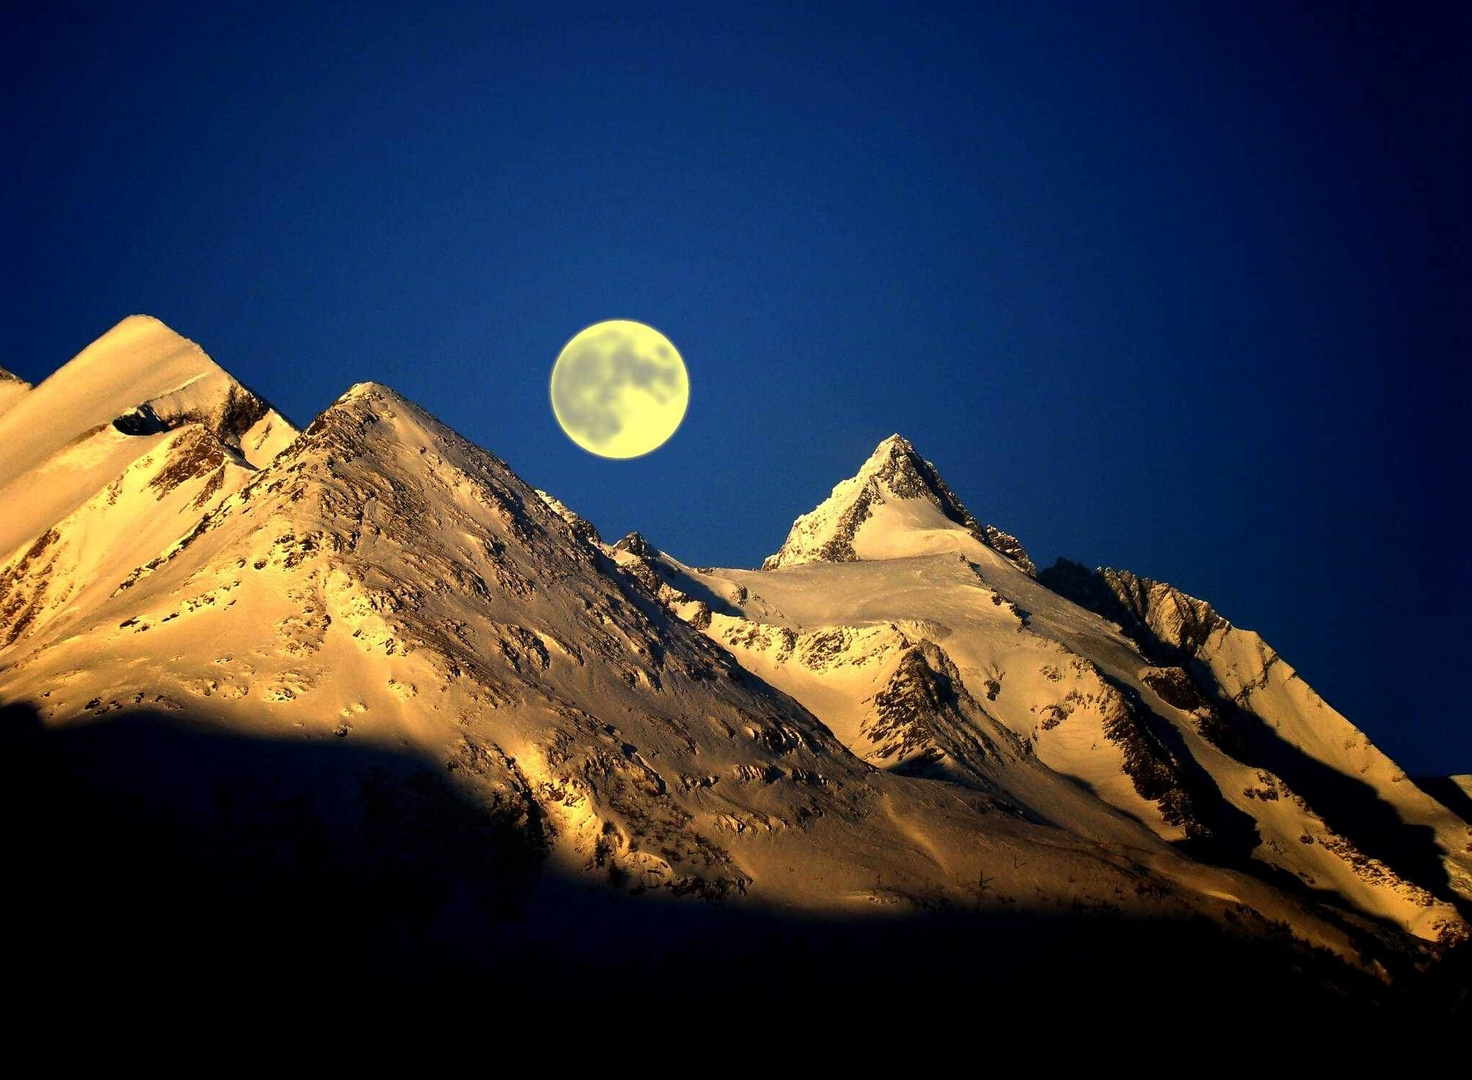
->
[1094,675,1210,842]
[1040,559,1224,658]
[762,435,1036,574]
[613,530,655,559]
[977,524,1034,574]
[536,489,603,547]
[111,377,275,452]
[1104,567,1225,655]
[863,640,1021,789]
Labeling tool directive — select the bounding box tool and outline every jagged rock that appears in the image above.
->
[614,531,655,558]
[1040,558,1224,658]
[536,489,603,547]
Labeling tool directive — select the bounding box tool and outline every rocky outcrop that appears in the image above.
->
[111,377,276,456]
[536,489,603,548]
[863,640,1021,790]
[1040,559,1224,660]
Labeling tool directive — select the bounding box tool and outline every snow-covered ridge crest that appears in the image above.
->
[0,315,298,560]
[0,315,296,480]
[762,434,1035,573]
[3,318,1469,994]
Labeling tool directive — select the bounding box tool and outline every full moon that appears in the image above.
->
[550,320,689,459]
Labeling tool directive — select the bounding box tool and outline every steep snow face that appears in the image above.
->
[1042,562,1472,918]
[646,552,1224,835]
[762,435,1035,574]
[0,364,30,420]
[0,316,296,561]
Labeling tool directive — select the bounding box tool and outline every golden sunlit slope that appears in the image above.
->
[616,437,1472,944]
[0,316,296,561]
[0,382,1267,922]
[0,320,1465,999]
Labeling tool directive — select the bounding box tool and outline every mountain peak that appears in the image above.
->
[854,434,936,484]
[613,531,656,557]
[303,381,411,423]
[90,315,216,373]
[762,435,1036,573]
[4,317,1470,993]
[0,315,300,561]
[0,315,297,483]
[337,380,398,403]
[300,381,451,456]
[302,381,438,436]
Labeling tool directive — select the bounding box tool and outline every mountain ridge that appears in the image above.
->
[0,315,298,564]
[2,316,1468,999]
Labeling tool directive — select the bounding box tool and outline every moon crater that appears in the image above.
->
[550,320,689,458]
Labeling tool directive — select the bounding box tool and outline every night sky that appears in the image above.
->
[3,2,1468,775]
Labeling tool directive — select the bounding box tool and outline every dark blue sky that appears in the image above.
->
[3,2,1467,774]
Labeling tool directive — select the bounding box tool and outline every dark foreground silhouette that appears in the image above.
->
[1,702,1465,1007]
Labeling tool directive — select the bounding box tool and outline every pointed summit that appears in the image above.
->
[0,315,297,483]
[762,435,1035,572]
[613,531,656,558]
[0,316,299,561]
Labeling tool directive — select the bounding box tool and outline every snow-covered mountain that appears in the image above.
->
[762,434,1035,573]
[2,317,1467,1000]
[622,473,1472,945]
[0,316,296,582]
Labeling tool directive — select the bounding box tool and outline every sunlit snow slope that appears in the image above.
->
[0,317,298,650]
[0,316,296,561]
[1,318,1467,997]
[617,438,1472,943]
